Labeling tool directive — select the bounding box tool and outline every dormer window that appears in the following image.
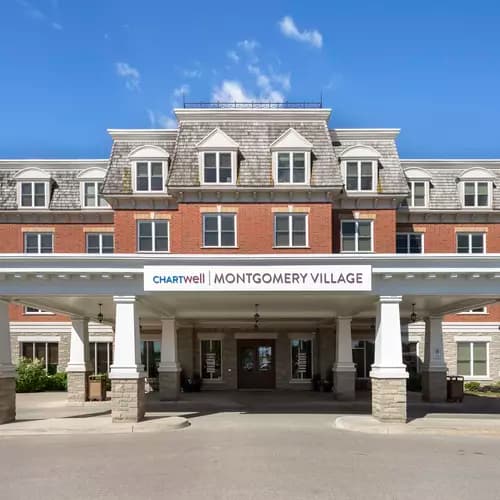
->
[403,167,432,208]
[14,168,51,209]
[459,168,494,209]
[270,128,312,185]
[340,145,381,193]
[196,128,239,186]
[77,167,109,208]
[128,145,169,194]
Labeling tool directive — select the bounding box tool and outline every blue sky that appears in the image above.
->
[1,0,500,159]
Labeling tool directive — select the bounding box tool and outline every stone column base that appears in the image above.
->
[422,370,447,402]
[333,370,356,401]
[0,377,16,424]
[159,371,181,401]
[111,378,145,423]
[67,371,90,403]
[371,378,407,423]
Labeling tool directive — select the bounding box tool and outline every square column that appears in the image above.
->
[109,296,146,423]
[158,318,181,400]
[370,296,408,422]
[0,301,16,424]
[66,317,90,403]
[422,316,448,402]
[332,317,356,400]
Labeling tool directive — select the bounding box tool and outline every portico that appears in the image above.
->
[0,253,498,424]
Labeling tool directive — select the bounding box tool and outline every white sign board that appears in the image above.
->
[144,265,371,292]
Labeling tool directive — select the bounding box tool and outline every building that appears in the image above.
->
[0,104,498,426]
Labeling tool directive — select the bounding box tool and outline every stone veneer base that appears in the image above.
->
[159,371,181,401]
[67,371,90,403]
[333,370,356,401]
[111,378,145,423]
[371,378,407,423]
[422,370,447,402]
[0,377,15,424]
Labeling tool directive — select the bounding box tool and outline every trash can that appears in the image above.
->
[447,376,464,402]
[88,375,107,401]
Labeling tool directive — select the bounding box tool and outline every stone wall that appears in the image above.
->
[371,378,407,422]
[111,378,145,423]
[0,378,15,424]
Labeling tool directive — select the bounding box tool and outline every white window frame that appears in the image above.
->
[407,180,429,208]
[396,232,424,254]
[24,306,54,315]
[18,181,49,209]
[273,213,309,248]
[461,180,492,209]
[200,151,236,185]
[23,232,53,254]
[456,341,490,379]
[340,220,373,253]
[89,341,113,375]
[81,181,109,208]
[458,306,488,315]
[289,336,314,382]
[273,151,310,185]
[20,341,58,372]
[343,160,376,192]
[202,213,237,248]
[199,338,223,382]
[136,220,170,253]
[456,232,486,254]
[133,161,167,193]
[86,233,114,254]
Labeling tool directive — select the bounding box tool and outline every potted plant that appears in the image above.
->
[322,370,333,392]
[312,373,322,391]
[88,373,107,401]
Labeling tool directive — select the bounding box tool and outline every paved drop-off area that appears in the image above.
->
[1,411,500,500]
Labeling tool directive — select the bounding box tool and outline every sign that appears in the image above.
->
[144,265,372,292]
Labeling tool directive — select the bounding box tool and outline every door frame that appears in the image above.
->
[237,338,277,389]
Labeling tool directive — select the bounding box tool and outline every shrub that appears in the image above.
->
[45,372,67,391]
[464,381,481,392]
[16,358,48,393]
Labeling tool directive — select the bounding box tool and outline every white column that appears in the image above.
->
[109,296,144,379]
[159,318,181,372]
[0,300,16,424]
[422,316,447,402]
[66,318,90,372]
[333,317,356,400]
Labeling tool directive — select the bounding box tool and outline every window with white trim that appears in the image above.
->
[407,181,428,208]
[137,220,169,252]
[459,306,488,314]
[135,161,165,192]
[457,341,488,377]
[24,306,53,315]
[276,152,307,184]
[83,181,108,208]
[396,233,423,254]
[202,213,236,247]
[463,181,490,208]
[202,152,234,184]
[341,220,372,252]
[456,232,485,254]
[274,213,308,248]
[24,232,53,253]
[201,339,222,380]
[20,341,58,374]
[86,233,114,254]
[290,339,312,380]
[345,161,375,192]
[90,341,113,375]
[20,182,48,208]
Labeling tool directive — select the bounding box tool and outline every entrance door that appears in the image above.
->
[237,339,276,389]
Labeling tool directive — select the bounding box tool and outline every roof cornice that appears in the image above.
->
[107,129,178,141]
[402,159,500,169]
[174,108,332,122]
[0,159,108,169]
[331,128,400,140]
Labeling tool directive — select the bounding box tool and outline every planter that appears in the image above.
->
[88,376,106,401]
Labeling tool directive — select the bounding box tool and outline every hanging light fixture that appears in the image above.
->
[97,303,103,323]
[410,303,417,323]
[253,304,260,330]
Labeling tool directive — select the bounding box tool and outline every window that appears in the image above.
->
[345,161,375,192]
[135,161,165,192]
[352,340,374,378]
[24,232,53,253]
[20,182,47,208]
[21,341,58,374]
[407,181,428,208]
[463,181,489,208]
[83,181,107,208]
[202,213,236,247]
[290,339,313,380]
[86,233,114,254]
[201,339,222,380]
[90,341,113,375]
[457,341,488,377]
[276,152,307,184]
[459,307,488,314]
[396,233,423,254]
[202,152,234,184]
[141,340,160,379]
[402,341,420,374]
[341,220,372,252]
[137,220,169,252]
[274,213,308,248]
[24,306,53,315]
[456,233,485,254]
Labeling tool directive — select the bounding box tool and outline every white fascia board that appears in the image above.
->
[107,129,178,141]
[0,160,108,170]
[174,108,332,122]
[401,159,500,169]
[331,129,400,140]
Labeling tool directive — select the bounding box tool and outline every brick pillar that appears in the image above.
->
[370,296,408,422]
[66,317,90,403]
[109,296,146,423]
[332,317,356,401]
[422,316,448,402]
[0,300,16,424]
[158,318,181,400]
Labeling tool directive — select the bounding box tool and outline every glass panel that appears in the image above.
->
[150,162,163,191]
[154,222,169,251]
[292,153,305,183]
[360,162,373,190]
[477,182,489,206]
[25,234,39,253]
[21,183,32,206]
[138,222,152,251]
[219,153,232,168]
[473,343,487,376]
[40,234,53,253]
[204,231,219,247]
[136,162,149,191]
[34,183,46,207]
[291,215,306,247]
[258,346,272,371]
[409,234,422,253]
[47,343,58,375]
[346,162,358,190]
[84,183,96,207]
[241,347,255,372]
[456,234,470,253]
[341,220,356,251]
[457,343,471,376]
[413,182,426,206]
[220,214,234,232]
[219,153,232,181]
[357,221,372,252]
[396,234,408,253]
[35,343,46,363]
[204,214,218,231]
[277,153,291,183]
[274,215,290,246]
[291,339,312,379]
[220,214,235,246]
[22,343,34,360]
[470,234,484,253]
[201,340,222,379]
[86,234,100,253]
[204,153,217,183]
[101,234,114,253]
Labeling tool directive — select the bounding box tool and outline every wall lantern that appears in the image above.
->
[410,303,417,323]
[97,303,103,323]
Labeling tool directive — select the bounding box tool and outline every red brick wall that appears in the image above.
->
[444,302,500,322]
[9,304,69,322]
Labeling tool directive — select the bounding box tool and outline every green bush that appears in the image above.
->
[464,381,481,392]
[16,358,48,393]
[45,372,67,391]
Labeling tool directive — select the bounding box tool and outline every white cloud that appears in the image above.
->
[17,0,63,30]
[115,62,141,91]
[238,39,259,51]
[278,16,323,48]
[173,84,190,98]
[227,50,239,63]
[212,81,255,102]
[248,65,287,102]
[51,22,62,30]
[147,110,177,129]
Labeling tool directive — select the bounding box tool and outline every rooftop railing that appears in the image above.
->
[182,101,323,109]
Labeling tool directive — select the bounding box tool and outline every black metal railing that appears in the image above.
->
[183,101,323,109]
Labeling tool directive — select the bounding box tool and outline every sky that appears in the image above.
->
[1,0,500,159]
